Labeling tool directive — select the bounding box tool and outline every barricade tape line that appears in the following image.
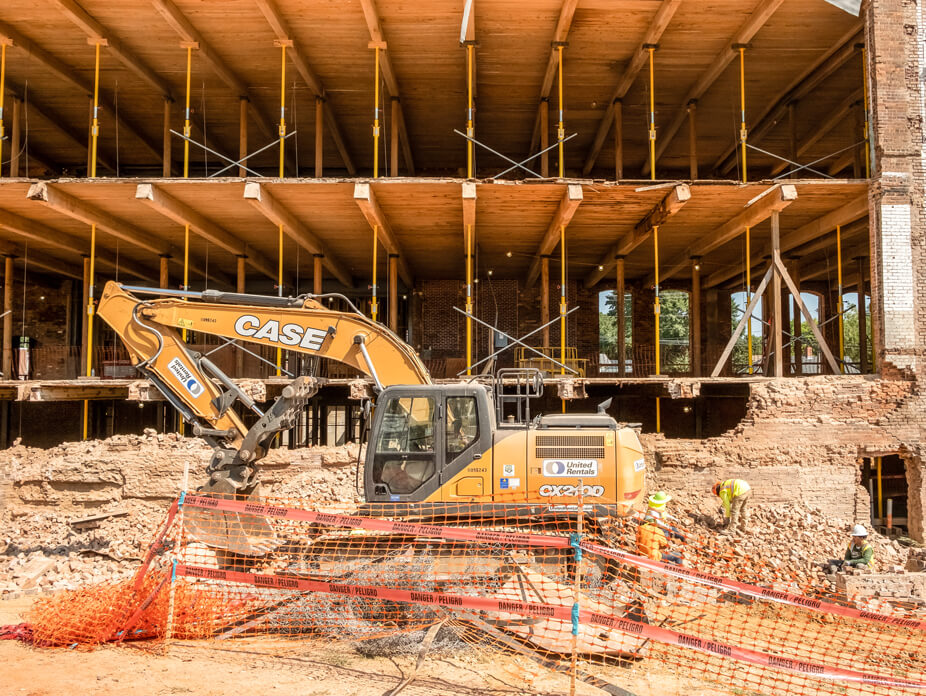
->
[174,563,926,690]
[581,541,926,632]
[180,495,926,632]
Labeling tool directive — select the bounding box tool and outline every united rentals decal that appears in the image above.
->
[542,459,599,477]
[166,357,204,397]
[234,315,328,351]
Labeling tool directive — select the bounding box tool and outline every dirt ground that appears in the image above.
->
[0,597,724,696]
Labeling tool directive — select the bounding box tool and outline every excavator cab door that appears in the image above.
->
[365,385,492,503]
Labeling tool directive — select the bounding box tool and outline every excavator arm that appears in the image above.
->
[96,281,431,554]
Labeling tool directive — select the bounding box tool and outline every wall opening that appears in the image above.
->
[860,454,908,535]
[598,290,632,373]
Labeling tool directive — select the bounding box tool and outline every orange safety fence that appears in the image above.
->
[21,491,926,696]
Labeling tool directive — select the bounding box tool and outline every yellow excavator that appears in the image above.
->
[97,281,646,554]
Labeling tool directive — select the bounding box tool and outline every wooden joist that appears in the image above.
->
[244,182,353,288]
[642,0,785,177]
[581,0,683,176]
[353,183,414,287]
[137,183,281,284]
[584,184,690,288]
[525,184,583,287]
[654,184,797,285]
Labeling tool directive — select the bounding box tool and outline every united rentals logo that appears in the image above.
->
[541,459,599,477]
[166,357,204,397]
[234,315,328,351]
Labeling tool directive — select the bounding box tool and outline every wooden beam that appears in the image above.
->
[358,0,415,175]
[388,254,398,332]
[0,21,163,163]
[705,197,868,288]
[9,97,21,177]
[255,0,356,175]
[769,89,864,177]
[584,184,690,288]
[713,25,862,175]
[527,0,579,157]
[151,0,274,141]
[657,184,797,285]
[526,184,583,287]
[642,0,785,177]
[162,99,172,178]
[353,183,413,288]
[136,183,280,283]
[238,98,248,177]
[313,254,323,295]
[245,182,353,288]
[613,100,623,180]
[52,0,175,100]
[691,257,702,376]
[0,208,154,281]
[28,182,173,256]
[581,0,683,176]
[687,101,698,180]
[315,97,324,177]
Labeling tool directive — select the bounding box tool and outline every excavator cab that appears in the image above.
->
[366,384,494,502]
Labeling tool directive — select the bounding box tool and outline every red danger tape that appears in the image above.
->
[581,540,926,632]
[180,495,926,632]
[175,562,926,690]
[181,494,568,548]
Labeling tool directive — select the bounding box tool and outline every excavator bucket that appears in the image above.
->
[184,488,277,557]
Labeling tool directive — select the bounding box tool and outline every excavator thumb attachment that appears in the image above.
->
[184,376,320,556]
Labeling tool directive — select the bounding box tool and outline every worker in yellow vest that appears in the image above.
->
[712,479,752,534]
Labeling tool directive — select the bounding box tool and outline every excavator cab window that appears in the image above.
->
[372,396,436,495]
[445,396,479,459]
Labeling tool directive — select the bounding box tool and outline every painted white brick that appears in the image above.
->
[879,203,916,368]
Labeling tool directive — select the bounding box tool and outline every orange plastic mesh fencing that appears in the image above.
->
[25,491,926,696]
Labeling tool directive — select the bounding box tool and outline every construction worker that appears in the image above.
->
[824,525,874,572]
[712,479,751,534]
[636,491,684,564]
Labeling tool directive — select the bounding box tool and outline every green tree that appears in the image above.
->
[599,292,632,360]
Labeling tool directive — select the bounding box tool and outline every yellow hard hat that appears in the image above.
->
[647,491,672,509]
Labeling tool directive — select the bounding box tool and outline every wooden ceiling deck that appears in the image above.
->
[0,0,863,179]
[0,178,868,291]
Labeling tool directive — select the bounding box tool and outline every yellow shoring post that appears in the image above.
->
[648,46,656,181]
[862,46,871,179]
[654,224,661,432]
[465,223,473,375]
[746,226,753,374]
[739,46,747,183]
[371,226,379,322]
[373,45,381,179]
[466,43,474,179]
[837,225,844,373]
[0,40,8,177]
[83,40,103,440]
[560,224,566,413]
[276,41,288,376]
[557,44,565,178]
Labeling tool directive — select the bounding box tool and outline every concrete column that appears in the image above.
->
[315,97,324,178]
[162,99,172,178]
[2,256,12,378]
[616,257,626,376]
[541,256,550,348]
[239,98,249,177]
[10,97,22,178]
[540,99,549,178]
[388,254,398,332]
[691,258,701,376]
[687,101,697,180]
[313,255,323,295]
[613,100,623,180]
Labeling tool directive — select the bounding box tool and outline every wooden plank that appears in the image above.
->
[244,182,353,288]
[656,184,797,285]
[137,183,280,283]
[691,258,701,376]
[581,0,683,176]
[525,184,583,287]
[353,183,413,287]
[642,0,786,177]
[584,184,690,288]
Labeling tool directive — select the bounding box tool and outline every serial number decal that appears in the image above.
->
[538,484,605,498]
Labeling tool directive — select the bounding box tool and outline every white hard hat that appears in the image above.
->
[851,524,868,537]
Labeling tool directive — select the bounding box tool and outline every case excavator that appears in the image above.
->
[97,281,646,555]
